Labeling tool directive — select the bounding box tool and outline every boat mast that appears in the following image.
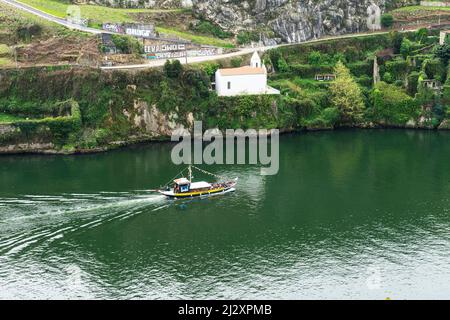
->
[188,165,192,183]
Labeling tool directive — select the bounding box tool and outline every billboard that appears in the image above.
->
[124,24,155,38]
[144,44,186,54]
[102,23,156,38]
[102,23,124,34]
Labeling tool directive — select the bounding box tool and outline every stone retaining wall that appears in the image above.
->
[420,1,450,7]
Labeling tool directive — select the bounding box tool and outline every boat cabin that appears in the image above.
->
[173,178,212,194]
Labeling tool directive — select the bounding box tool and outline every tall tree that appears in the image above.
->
[330,61,365,124]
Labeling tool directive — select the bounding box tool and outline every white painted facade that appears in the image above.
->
[216,73,268,96]
[440,30,450,45]
[250,51,262,68]
[215,52,280,97]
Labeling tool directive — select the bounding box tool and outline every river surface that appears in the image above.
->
[0,130,449,299]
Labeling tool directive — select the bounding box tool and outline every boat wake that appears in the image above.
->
[0,191,166,258]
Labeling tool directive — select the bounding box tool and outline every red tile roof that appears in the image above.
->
[218,66,265,76]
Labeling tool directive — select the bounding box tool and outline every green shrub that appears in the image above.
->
[381,14,394,28]
[407,72,420,96]
[164,60,183,78]
[385,57,409,79]
[277,58,290,73]
[389,31,404,54]
[415,28,429,44]
[356,75,372,87]
[231,57,243,68]
[190,20,233,39]
[290,64,334,78]
[433,44,450,64]
[383,72,394,83]
[201,62,220,78]
[112,34,143,54]
[370,82,419,125]
[308,51,322,66]
[11,100,81,146]
[321,107,340,125]
[236,31,259,45]
[347,61,372,77]
[16,24,42,42]
[422,58,446,82]
[400,38,413,58]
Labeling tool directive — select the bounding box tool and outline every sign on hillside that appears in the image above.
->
[143,38,222,59]
[102,23,156,38]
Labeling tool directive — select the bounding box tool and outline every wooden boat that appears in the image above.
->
[156,166,237,199]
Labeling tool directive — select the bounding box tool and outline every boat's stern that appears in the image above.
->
[158,189,176,197]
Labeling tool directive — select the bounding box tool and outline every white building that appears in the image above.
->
[215,52,280,96]
[440,30,450,45]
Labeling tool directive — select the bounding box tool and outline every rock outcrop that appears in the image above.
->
[81,0,418,43]
[124,99,193,137]
[438,119,450,130]
[80,0,193,9]
[192,0,417,43]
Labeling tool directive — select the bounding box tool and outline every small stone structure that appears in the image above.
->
[440,30,450,46]
[315,74,336,81]
[420,1,450,7]
[421,79,443,91]
[101,33,117,54]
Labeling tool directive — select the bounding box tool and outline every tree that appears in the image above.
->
[277,57,290,73]
[416,28,429,44]
[400,38,413,58]
[433,44,450,65]
[268,50,282,70]
[389,31,403,54]
[164,60,183,78]
[381,14,394,28]
[382,72,394,83]
[202,62,220,78]
[231,57,243,68]
[370,82,419,125]
[308,51,322,66]
[407,71,420,96]
[111,35,143,54]
[329,61,365,124]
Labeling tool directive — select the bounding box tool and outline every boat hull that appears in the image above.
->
[159,187,236,199]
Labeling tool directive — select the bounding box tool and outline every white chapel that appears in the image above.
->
[215,51,280,97]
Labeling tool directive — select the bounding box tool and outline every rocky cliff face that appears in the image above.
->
[80,0,193,9]
[192,0,417,43]
[82,0,418,43]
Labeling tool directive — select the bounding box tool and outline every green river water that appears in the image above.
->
[0,130,449,299]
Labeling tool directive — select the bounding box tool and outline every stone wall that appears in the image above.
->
[420,1,450,7]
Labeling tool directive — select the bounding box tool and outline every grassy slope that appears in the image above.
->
[155,26,235,48]
[392,5,450,13]
[0,2,87,36]
[18,0,235,47]
[0,113,24,123]
[19,0,183,19]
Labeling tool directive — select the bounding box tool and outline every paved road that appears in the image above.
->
[101,31,392,70]
[0,0,102,34]
[101,26,427,70]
